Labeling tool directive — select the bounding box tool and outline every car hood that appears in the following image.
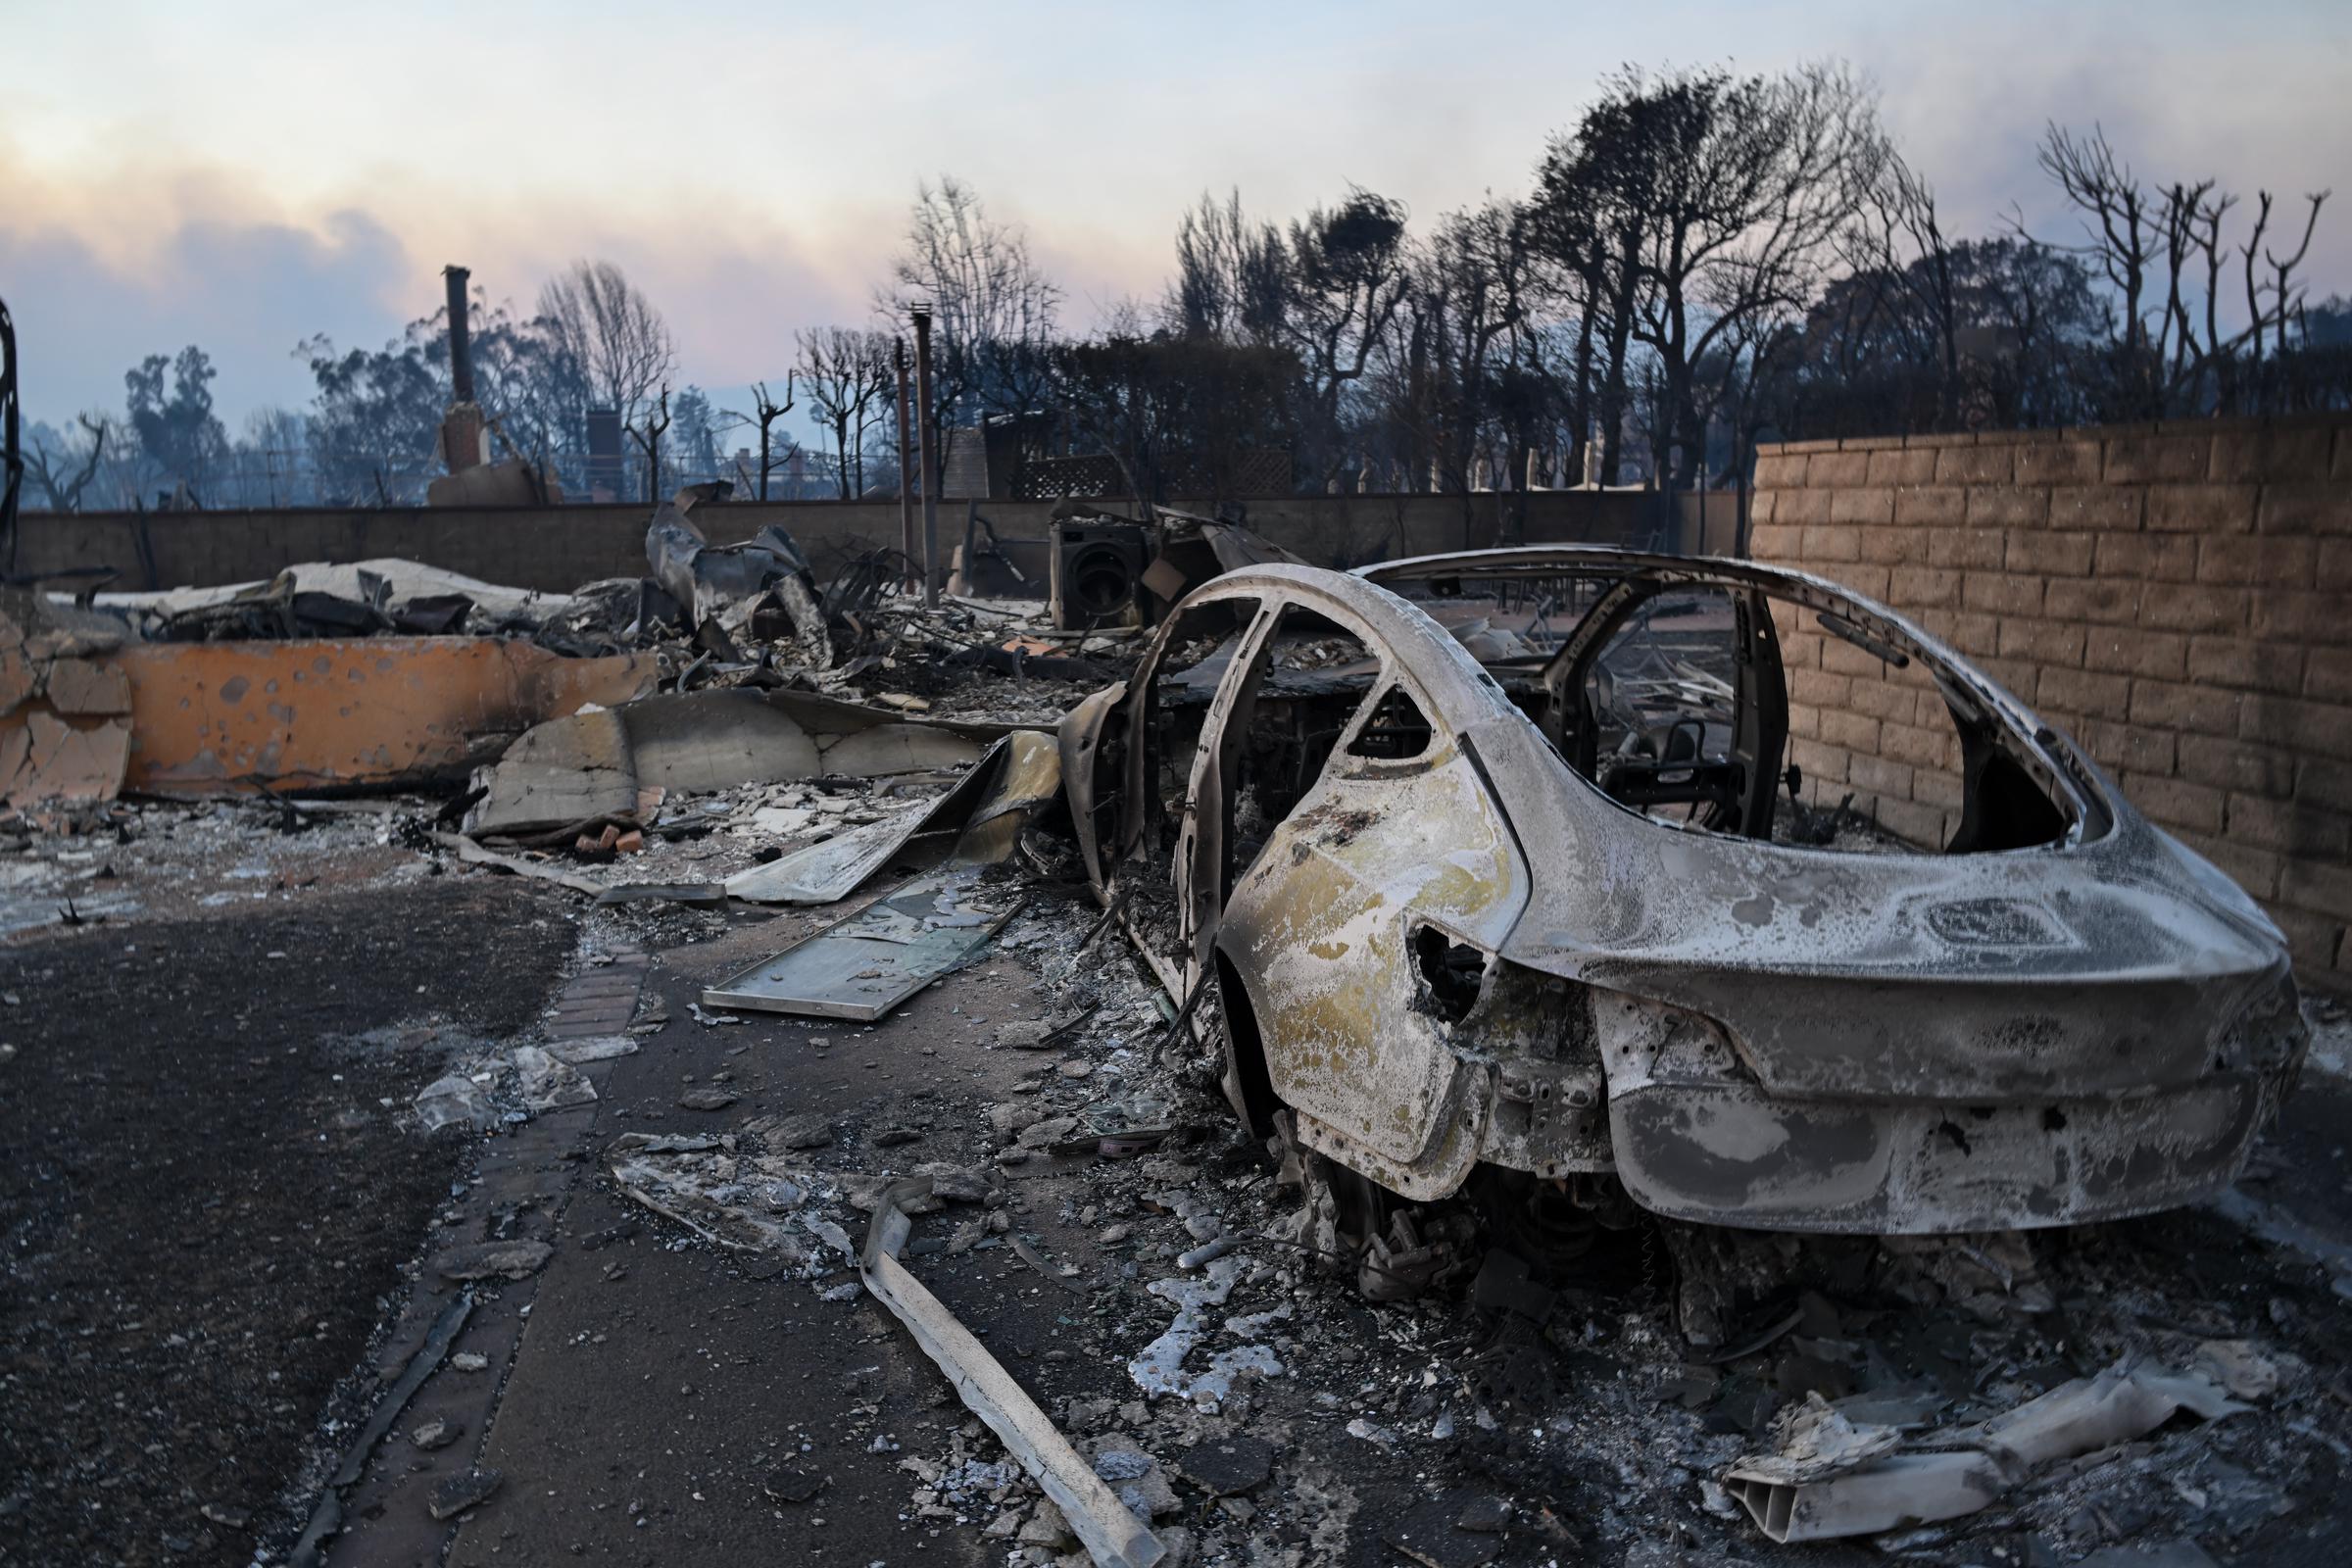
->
[1463,716,2297,1102]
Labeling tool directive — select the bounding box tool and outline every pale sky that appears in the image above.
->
[5,0,2348,430]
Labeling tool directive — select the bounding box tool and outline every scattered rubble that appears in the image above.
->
[12,513,2352,1568]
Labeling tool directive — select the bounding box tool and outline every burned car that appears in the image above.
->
[1058,546,2307,1234]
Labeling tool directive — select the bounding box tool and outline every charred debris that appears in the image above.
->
[4,500,2347,1568]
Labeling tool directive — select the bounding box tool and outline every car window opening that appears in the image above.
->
[1223,609,1383,881]
[1371,564,2079,856]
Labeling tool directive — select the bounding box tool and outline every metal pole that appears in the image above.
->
[442,266,474,404]
[893,337,915,588]
[910,305,939,609]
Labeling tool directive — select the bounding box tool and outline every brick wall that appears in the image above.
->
[1749,414,2352,987]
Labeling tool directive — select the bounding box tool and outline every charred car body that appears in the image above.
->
[1058,547,2306,1235]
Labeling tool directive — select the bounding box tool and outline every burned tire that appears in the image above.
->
[1213,950,1282,1136]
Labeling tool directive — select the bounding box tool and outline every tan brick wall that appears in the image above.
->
[1750,415,2352,988]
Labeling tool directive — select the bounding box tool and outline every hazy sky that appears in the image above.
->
[5,0,2348,431]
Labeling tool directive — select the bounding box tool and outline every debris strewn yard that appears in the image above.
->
[5,499,2351,1568]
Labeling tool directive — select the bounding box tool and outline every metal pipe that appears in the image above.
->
[0,295,19,575]
[443,266,474,404]
[893,337,915,588]
[910,305,939,609]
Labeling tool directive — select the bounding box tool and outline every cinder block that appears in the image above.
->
[1927,529,2006,570]
[2197,535,2315,587]
[1752,454,1810,489]
[1747,524,1802,561]
[2124,772,2228,834]
[1978,656,2042,700]
[2082,719,2178,777]
[1886,566,1961,608]
[2139,582,2249,635]
[1882,717,1962,771]
[2178,733,2295,797]
[2038,665,2132,715]
[1940,611,2002,659]
[2241,694,2352,762]
[1865,448,1938,486]
[1935,445,2017,486]
[2043,577,2144,626]
[1848,754,1915,801]
[2251,590,2352,648]
[2105,433,2212,485]
[2092,531,2198,582]
[1829,488,1896,526]
[1788,736,1849,786]
[2014,441,2104,486]
[1788,668,1853,710]
[2256,480,2352,536]
[1859,526,1933,565]
[1780,628,1828,669]
[2267,904,2345,980]
[2186,637,2303,695]
[2298,757,2352,813]
[1965,487,2049,528]
[2210,425,2334,481]
[1830,564,1889,600]
[2006,529,2094,577]
[1819,709,1882,753]
[1800,524,1863,562]
[1998,618,2086,666]
[2318,539,2352,592]
[1848,678,1917,722]
[2279,859,2352,924]
[2145,483,2258,533]
[2050,484,2144,531]
[1895,486,1968,526]
[1961,572,2045,616]
[2129,678,2243,737]
[1872,797,1951,849]
[2229,792,2352,858]
[1911,766,1966,809]
[2307,649,2352,705]
[2083,628,2188,680]
[1775,488,1834,525]
[1808,451,1871,488]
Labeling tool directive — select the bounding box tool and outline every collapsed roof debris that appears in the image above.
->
[644,481,834,667]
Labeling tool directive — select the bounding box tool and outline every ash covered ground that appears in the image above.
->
[2,778,2349,1568]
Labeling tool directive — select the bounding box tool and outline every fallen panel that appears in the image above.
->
[467,689,1015,838]
[90,559,580,624]
[114,637,656,796]
[1725,1360,2244,1544]
[725,730,1060,906]
[703,869,1021,1020]
[860,1178,1164,1568]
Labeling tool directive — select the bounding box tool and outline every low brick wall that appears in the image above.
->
[1749,415,2352,985]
